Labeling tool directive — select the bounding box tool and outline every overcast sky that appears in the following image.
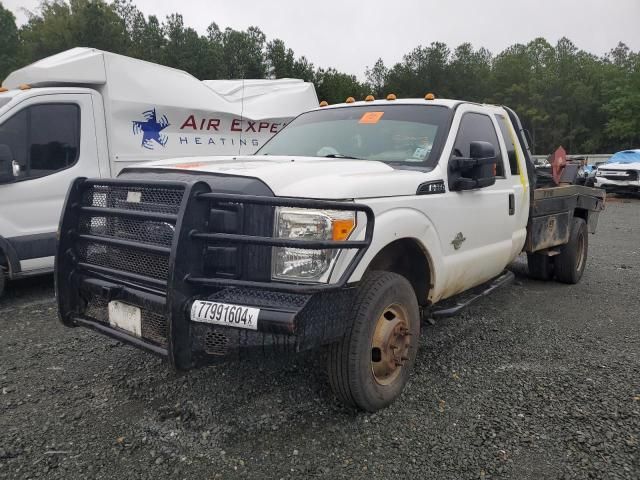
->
[4,0,640,78]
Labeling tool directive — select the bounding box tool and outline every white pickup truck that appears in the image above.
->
[0,47,317,296]
[595,149,640,195]
[56,96,605,411]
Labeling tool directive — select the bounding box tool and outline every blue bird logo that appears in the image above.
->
[132,109,170,149]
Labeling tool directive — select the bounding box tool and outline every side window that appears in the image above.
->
[452,112,505,177]
[0,109,28,171]
[0,103,80,180]
[495,114,519,176]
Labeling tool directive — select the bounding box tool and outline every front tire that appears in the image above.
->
[327,271,420,412]
[555,217,588,284]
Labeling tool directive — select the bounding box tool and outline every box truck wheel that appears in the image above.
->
[554,217,588,284]
[327,271,420,412]
[527,253,554,281]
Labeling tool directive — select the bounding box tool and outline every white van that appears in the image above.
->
[0,48,318,295]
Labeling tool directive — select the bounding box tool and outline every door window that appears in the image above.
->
[452,112,506,177]
[0,103,80,180]
[495,115,520,176]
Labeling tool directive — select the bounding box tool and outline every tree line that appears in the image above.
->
[0,0,638,154]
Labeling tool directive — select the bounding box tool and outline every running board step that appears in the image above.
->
[428,270,515,319]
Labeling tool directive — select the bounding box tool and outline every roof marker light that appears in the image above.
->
[386,93,397,101]
[345,96,355,103]
[319,100,329,107]
[0,87,8,93]
[19,84,31,90]
[364,95,375,102]
[424,93,435,100]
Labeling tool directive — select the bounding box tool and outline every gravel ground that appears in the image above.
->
[0,199,638,480]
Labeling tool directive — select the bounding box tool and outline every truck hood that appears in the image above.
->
[135,155,431,198]
[599,162,640,171]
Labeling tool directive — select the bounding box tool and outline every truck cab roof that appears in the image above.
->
[315,97,507,114]
[319,98,462,110]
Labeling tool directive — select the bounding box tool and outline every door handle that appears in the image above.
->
[508,193,515,215]
[12,160,21,177]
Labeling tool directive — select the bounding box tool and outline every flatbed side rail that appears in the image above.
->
[533,184,606,202]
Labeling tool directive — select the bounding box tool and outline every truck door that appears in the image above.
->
[493,112,530,259]
[0,93,99,275]
[428,105,517,298]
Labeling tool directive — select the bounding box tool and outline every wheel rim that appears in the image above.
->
[576,232,585,272]
[371,304,412,386]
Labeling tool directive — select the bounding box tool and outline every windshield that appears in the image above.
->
[257,104,451,165]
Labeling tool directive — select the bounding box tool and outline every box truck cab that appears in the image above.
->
[0,48,318,295]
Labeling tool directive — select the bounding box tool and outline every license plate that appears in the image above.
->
[190,300,259,330]
[108,301,141,336]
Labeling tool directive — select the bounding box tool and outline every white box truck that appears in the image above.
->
[0,48,318,295]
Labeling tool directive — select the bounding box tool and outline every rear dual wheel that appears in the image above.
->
[527,252,554,281]
[555,217,588,284]
[327,271,420,412]
[527,217,588,284]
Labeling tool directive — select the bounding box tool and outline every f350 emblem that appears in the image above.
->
[451,232,466,250]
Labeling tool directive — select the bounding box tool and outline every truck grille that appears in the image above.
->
[60,180,187,347]
[77,241,170,280]
[599,169,638,181]
[81,183,183,214]
[78,215,175,247]
[76,182,185,285]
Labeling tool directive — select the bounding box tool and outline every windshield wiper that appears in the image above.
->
[324,153,362,160]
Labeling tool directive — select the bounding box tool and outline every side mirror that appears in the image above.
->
[449,141,497,191]
[0,144,16,184]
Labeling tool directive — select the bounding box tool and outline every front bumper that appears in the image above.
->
[68,273,355,366]
[597,183,640,194]
[595,172,640,193]
[56,176,372,369]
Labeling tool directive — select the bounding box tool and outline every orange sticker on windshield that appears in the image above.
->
[359,111,384,124]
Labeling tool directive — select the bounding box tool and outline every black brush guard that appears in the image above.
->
[56,177,374,369]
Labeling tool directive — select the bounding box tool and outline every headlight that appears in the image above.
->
[272,207,356,283]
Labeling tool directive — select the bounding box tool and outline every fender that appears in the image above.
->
[0,235,21,277]
[346,206,448,303]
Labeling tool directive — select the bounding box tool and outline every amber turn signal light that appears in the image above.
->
[332,218,356,241]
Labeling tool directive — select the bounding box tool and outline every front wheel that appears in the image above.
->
[327,271,420,412]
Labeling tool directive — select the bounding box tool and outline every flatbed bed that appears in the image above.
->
[527,185,605,253]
